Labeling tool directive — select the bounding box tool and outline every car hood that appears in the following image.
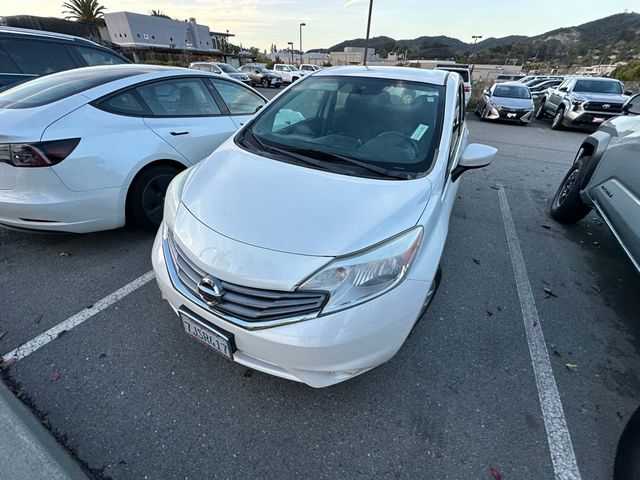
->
[0,95,89,143]
[490,96,533,109]
[180,141,432,257]
[229,73,248,80]
[571,92,630,104]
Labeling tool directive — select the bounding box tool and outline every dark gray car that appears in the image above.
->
[239,64,283,89]
[550,95,640,271]
[475,81,534,125]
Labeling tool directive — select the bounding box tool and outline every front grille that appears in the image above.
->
[166,235,328,322]
[584,102,623,113]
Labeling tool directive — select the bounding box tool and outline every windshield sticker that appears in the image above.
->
[410,124,429,141]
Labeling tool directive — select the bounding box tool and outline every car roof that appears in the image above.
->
[494,81,529,87]
[0,26,103,48]
[571,76,621,82]
[314,66,449,85]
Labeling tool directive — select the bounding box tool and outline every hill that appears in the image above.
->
[309,12,640,65]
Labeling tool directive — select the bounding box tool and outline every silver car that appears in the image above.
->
[475,82,535,125]
[550,93,640,271]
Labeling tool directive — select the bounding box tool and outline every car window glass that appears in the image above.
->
[0,67,143,109]
[136,78,221,116]
[574,80,623,94]
[0,46,19,73]
[275,65,283,71]
[211,79,265,115]
[272,88,326,130]
[74,46,125,66]
[627,95,640,115]
[102,91,146,115]
[493,85,531,99]
[249,76,445,176]
[2,39,76,75]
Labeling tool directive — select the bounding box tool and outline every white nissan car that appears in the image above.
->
[152,66,496,387]
[0,65,267,232]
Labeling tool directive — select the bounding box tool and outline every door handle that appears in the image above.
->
[170,131,189,136]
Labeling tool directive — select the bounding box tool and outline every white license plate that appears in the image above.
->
[507,113,516,118]
[593,117,605,123]
[179,309,234,360]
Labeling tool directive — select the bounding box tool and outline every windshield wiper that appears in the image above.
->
[243,132,410,180]
[287,148,412,180]
[244,131,336,173]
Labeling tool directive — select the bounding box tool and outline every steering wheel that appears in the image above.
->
[374,131,418,157]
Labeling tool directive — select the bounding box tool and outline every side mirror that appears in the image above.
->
[483,89,490,96]
[452,144,497,182]
[558,86,568,92]
[624,90,634,96]
[255,70,260,74]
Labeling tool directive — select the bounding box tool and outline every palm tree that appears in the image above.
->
[62,0,106,24]
[149,10,170,19]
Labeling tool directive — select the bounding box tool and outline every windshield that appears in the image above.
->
[0,67,150,109]
[493,84,531,99]
[574,79,623,94]
[241,76,445,179]
[217,64,238,73]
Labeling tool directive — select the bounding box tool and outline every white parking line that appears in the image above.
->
[497,186,582,480]
[2,271,155,364]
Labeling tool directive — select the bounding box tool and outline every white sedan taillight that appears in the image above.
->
[0,138,80,167]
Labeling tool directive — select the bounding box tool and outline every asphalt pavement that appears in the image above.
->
[1,97,639,479]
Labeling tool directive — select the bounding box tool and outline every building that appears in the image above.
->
[573,63,625,77]
[330,47,378,66]
[104,12,216,52]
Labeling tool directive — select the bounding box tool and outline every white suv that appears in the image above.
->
[272,64,305,83]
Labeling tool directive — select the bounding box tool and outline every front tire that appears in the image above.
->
[551,107,566,130]
[261,78,270,88]
[550,157,592,224]
[129,165,180,230]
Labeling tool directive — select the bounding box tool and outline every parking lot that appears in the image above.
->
[1,84,640,479]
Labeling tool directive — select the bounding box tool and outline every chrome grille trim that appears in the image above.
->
[162,234,328,330]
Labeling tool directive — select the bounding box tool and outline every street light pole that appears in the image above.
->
[287,42,294,63]
[299,23,306,65]
[363,0,374,66]
[470,35,482,76]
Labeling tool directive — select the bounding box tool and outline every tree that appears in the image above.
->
[62,0,106,24]
[149,10,170,19]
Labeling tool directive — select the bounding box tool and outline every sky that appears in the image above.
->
[3,0,637,52]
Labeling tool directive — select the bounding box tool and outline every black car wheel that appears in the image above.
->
[261,78,270,88]
[129,165,180,230]
[551,107,566,130]
[550,156,592,224]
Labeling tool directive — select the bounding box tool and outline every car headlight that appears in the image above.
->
[299,227,423,314]
[162,168,191,238]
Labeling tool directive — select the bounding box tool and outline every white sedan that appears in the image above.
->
[0,64,267,232]
[152,66,496,387]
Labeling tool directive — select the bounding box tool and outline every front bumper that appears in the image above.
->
[151,230,431,388]
[0,165,122,233]
[487,107,533,123]
[564,109,622,128]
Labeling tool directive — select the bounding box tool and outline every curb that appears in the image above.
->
[0,380,89,480]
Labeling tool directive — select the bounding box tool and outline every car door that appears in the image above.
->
[137,77,238,164]
[588,117,640,268]
[547,79,573,113]
[442,83,467,206]
[207,78,267,129]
